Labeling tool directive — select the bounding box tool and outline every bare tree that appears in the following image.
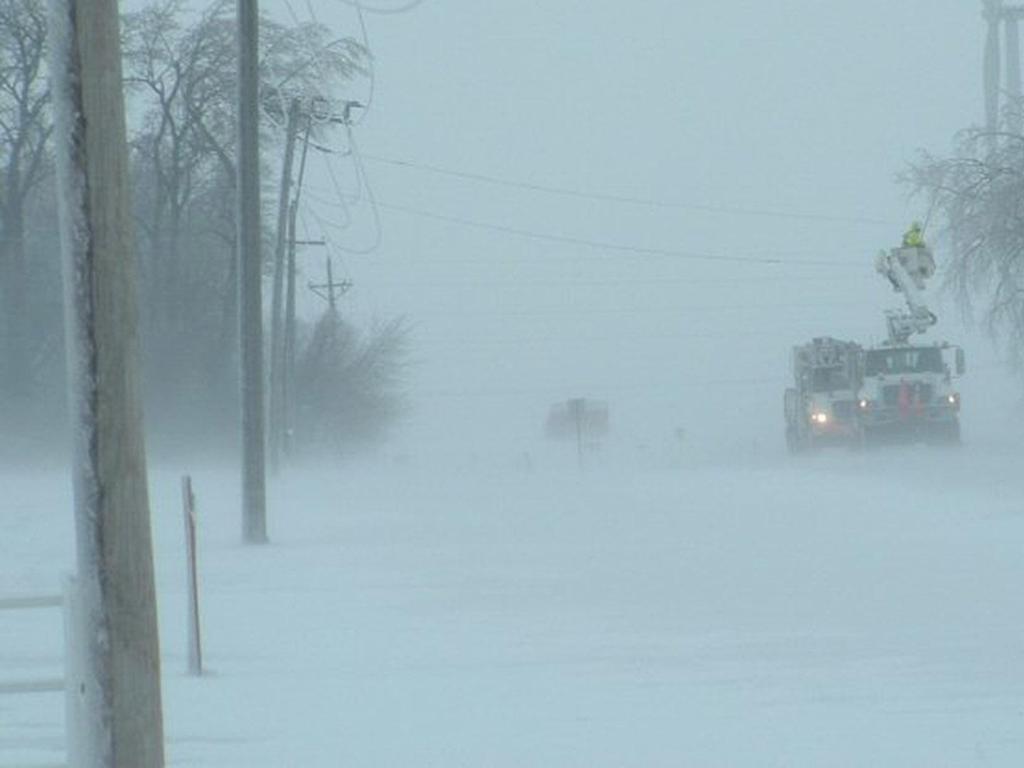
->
[294,312,409,453]
[122,0,243,416]
[0,0,51,398]
[906,121,1024,360]
[1,0,386,460]
[119,0,367,437]
[124,0,367,194]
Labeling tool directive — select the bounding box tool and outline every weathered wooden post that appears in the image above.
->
[48,0,166,764]
[182,476,203,677]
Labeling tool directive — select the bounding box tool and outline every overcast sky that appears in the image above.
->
[125,0,1017,456]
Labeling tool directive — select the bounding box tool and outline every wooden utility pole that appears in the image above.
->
[269,99,300,472]
[47,0,165,765]
[1007,10,1024,133]
[282,118,315,459]
[982,1,1024,140]
[984,0,1002,143]
[237,0,267,543]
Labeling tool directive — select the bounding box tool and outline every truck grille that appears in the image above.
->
[881,383,933,406]
[832,400,855,420]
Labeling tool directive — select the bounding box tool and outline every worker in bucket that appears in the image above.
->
[903,221,926,248]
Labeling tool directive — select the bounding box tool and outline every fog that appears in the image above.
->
[260,0,1016,458]
[12,0,1018,460]
[6,1,1024,766]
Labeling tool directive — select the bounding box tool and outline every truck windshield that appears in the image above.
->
[864,347,944,376]
[811,368,849,391]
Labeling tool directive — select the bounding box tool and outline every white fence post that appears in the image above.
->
[182,476,203,676]
[63,576,82,768]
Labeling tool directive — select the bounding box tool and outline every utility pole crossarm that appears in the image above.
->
[308,280,354,299]
[875,246,938,345]
[308,258,352,312]
[269,99,301,472]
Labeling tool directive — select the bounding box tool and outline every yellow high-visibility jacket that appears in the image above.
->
[903,225,925,248]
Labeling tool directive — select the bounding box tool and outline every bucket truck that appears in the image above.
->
[856,243,965,443]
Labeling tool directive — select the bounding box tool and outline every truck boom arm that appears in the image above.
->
[875,246,938,344]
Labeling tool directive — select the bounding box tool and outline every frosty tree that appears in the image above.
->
[0,0,51,400]
[906,107,1024,361]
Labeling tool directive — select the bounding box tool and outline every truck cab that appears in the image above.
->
[785,337,863,453]
[857,343,964,443]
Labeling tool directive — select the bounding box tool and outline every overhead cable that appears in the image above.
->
[373,200,863,268]
[323,123,382,254]
[355,275,875,287]
[419,375,788,400]
[405,300,865,318]
[299,0,376,126]
[361,153,899,227]
[330,0,428,14]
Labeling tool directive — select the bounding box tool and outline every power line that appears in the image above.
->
[346,124,384,249]
[324,141,363,205]
[330,0,429,14]
[372,199,863,268]
[291,0,376,126]
[308,125,383,255]
[342,0,375,124]
[417,375,789,400]
[414,331,828,349]
[352,275,876,288]
[304,155,870,268]
[310,205,377,256]
[305,209,356,280]
[361,153,900,227]
[305,192,874,268]
[407,300,865,319]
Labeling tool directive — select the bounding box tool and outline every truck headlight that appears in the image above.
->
[858,399,869,409]
[812,412,828,424]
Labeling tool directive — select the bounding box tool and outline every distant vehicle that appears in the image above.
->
[545,398,609,442]
[545,398,609,468]
[785,337,863,453]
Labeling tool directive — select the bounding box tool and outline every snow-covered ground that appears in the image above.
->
[4,444,1024,766]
